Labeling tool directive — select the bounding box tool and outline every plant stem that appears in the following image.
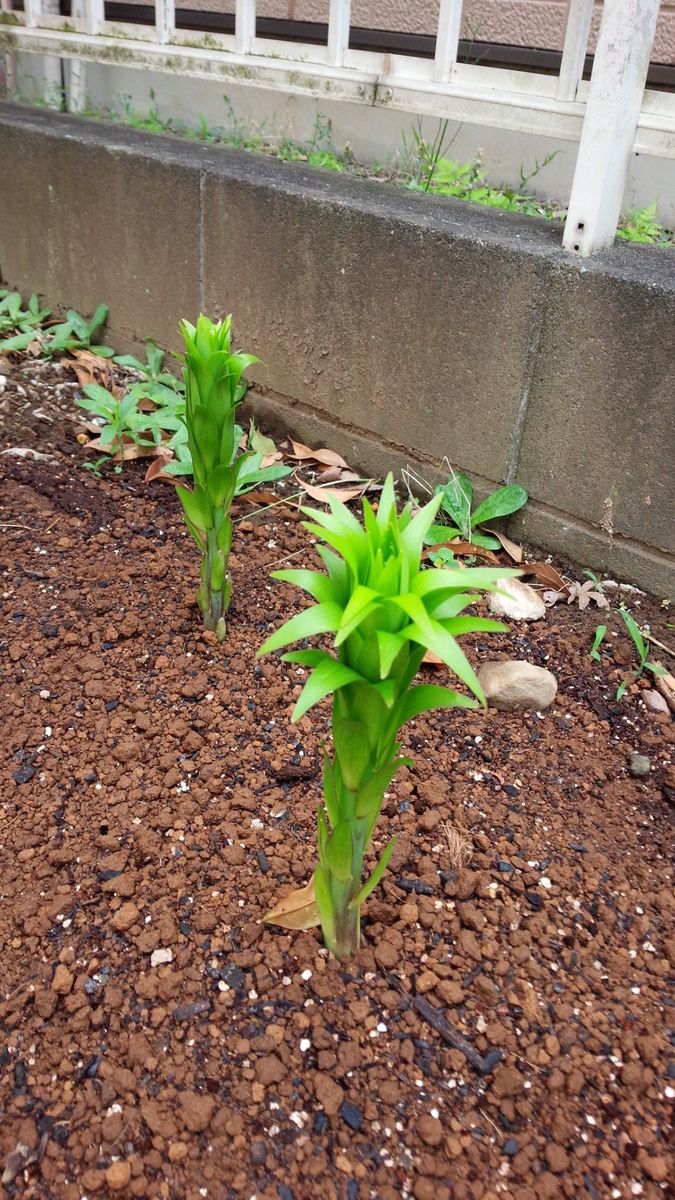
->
[198,527,232,641]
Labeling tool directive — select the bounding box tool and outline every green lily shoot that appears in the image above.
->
[259,475,519,958]
[176,314,258,641]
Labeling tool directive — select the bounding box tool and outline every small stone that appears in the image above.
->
[491,1064,525,1098]
[150,947,173,967]
[112,902,140,932]
[477,660,557,712]
[417,1115,443,1146]
[488,578,546,621]
[629,752,651,777]
[643,689,669,716]
[168,1142,187,1163]
[51,965,74,995]
[178,1091,215,1133]
[314,1073,345,1115]
[255,1055,285,1086]
[545,1143,569,1174]
[640,1155,669,1183]
[339,1100,362,1132]
[416,970,439,995]
[250,1140,267,1166]
[105,1160,131,1191]
[503,1138,519,1156]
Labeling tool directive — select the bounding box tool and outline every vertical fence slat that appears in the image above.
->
[557,0,594,100]
[235,0,255,55]
[85,0,104,36]
[563,0,661,255]
[155,0,175,45]
[434,0,463,83]
[23,0,43,27]
[1,0,16,92]
[327,0,350,68]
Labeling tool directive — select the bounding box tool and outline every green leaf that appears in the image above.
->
[0,330,37,352]
[393,593,484,701]
[376,630,404,678]
[351,838,397,908]
[249,421,277,457]
[191,404,219,473]
[314,864,336,944]
[206,463,235,509]
[66,309,90,341]
[271,569,338,605]
[176,483,213,532]
[325,821,353,882]
[472,484,528,527]
[292,657,363,722]
[334,719,371,790]
[438,473,473,532]
[354,758,409,819]
[395,683,478,726]
[323,754,339,828]
[258,601,343,657]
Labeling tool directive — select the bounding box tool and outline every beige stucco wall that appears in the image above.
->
[141,0,674,65]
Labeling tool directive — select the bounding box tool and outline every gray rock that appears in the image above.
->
[478,660,557,711]
[643,689,669,716]
[629,752,651,777]
[488,578,546,622]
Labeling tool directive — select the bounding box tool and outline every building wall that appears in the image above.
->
[129,0,675,65]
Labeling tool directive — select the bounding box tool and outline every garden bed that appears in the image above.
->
[0,356,673,1200]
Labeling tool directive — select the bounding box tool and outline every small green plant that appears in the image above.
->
[114,340,182,391]
[176,314,260,641]
[617,203,674,247]
[615,607,665,700]
[425,470,528,550]
[590,624,607,663]
[259,475,516,957]
[0,290,51,340]
[1,299,114,358]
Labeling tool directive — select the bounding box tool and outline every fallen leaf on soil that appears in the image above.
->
[0,447,55,462]
[2,1134,48,1186]
[422,540,500,563]
[111,440,164,463]
[250,422,282,466]
[69,348,114,389]
[491,531,524,562]
[520,561,571,593]
[422,648,445,667]
[262,877,321,930]
[544,580,609,610]
[299,478,373,505]
[288,439,350,470]
[144,453,175,484]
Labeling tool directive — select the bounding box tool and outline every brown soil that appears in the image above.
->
[0,354,674,1200]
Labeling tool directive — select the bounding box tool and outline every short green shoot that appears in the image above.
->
[590,624,607,664]
[259,475,518,957]
[176,314,259,641]
[425,469,528,550]
[616,607,665,699]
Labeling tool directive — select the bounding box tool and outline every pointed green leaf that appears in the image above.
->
[351,838,397,908]
[272,569,339,604]
[334,719,371,790]
[314,865,336,944]
[176,484,213,532]
[325,821,353,883]
[258,602,343,657]
[471,484,528,526]
[376,630,404,678]
[395,683,478,727]
[292,657,363,722]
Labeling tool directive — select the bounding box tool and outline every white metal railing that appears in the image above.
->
[2,0,672,254]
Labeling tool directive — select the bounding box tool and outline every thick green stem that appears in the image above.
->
[325,898,361,959]
[197,528,232,641]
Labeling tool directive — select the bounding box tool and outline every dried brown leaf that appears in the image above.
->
[491,530,524,562]
[262,877,321,930]
[299,479,371,505]
[69,348,114,389]
[288,439,350,469]
[521,561,570,593]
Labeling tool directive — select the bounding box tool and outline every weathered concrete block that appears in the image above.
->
[202,167,544,485]
[0,107,200,348]
[517,257,675,555]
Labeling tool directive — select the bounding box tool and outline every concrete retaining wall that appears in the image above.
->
[0,103,673,596]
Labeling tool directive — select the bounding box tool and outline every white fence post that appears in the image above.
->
[1,0,16,93]
[563,0,661,255]
[434,0,463,83]
[557,0,594,101]
[327,0,350,68]
[235,0,256,55]
[23,0,42,28]
[85,0,104,36]
[155,0,176,46]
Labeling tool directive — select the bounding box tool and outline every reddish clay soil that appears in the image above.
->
[0,354,673,1200]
